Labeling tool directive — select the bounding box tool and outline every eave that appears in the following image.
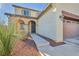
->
[62,10,79,21]
[5,13,37,19]
[37,4,52,19]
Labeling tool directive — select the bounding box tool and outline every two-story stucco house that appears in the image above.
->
[5,5,41,35]
[5,3,79,44]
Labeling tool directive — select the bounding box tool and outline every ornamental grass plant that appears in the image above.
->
[0,24,15,56]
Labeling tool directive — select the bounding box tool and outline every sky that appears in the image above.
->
[0,3,48,25]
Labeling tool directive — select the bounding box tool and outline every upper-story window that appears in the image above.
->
[23,9,30,16]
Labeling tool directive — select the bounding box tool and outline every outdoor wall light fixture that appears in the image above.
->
[59,15,64,21]
[53,8,56,12]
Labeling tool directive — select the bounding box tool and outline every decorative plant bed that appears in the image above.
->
[11,39,41,56]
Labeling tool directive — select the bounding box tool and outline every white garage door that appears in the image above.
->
[63,19,79,39]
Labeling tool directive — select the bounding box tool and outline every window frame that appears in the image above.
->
[23,9,30,16]
[20,23,25,30]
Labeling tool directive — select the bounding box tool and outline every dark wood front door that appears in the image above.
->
[31,21,36,33]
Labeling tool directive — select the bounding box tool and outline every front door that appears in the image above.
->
[31,21,36,33]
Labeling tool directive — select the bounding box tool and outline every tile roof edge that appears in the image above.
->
[5,13,37,19]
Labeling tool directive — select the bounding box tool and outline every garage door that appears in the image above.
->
[62,11,79,39]
[63,19,79,39]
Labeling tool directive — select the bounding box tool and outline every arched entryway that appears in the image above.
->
[28,21,36,33]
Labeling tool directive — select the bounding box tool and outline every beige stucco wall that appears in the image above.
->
[56,3,79,16]
[37,5,57,41]
[8,16,37,34]
[14,7,24,15]
[30,10,40,17]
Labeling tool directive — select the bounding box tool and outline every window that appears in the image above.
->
[20,23,25,30]
[23,9,30,16]
[19,20,25,30]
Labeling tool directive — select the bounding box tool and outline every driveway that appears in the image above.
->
[31,34,79,56]
[38,42,79,56]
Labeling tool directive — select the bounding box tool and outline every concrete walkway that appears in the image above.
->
[31,34,79,56]
[31,34,49,48]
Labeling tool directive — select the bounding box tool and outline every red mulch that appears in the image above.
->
[11,39,41,56]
